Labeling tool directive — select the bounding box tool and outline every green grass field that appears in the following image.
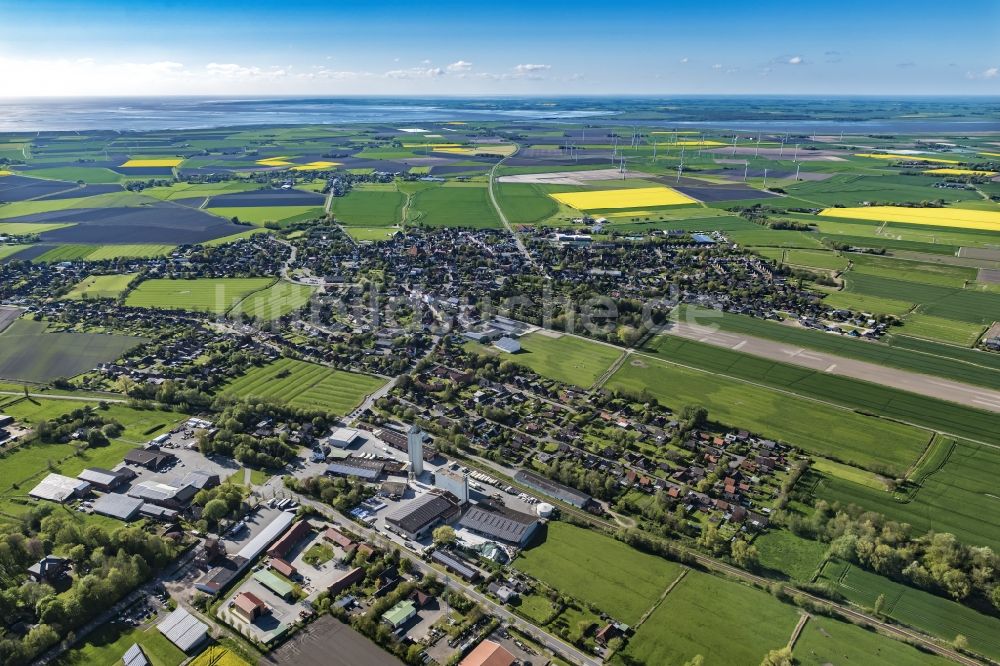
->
[841,271,1000,326]
[32,245,98,263]
[496,183,560,224]
[64,273,137,300]
[794,615,952,666]
[0,191,151,219]
[0,244,30,260]
[614,570,800,666]
[342,226,398,241]
[208,205,324,227]
[125,277,274,314]
[229,281,315,319]
[473,332,623,388]
[0,222,75,235]
[0,319,145,383]
[514,522,683,625]
[85,244,176,260]
[896,313,986,347]
[410,183,502,228]
[817,559,1000,661]
[222,358,384,415]
[642,334,999,455]
[754,530,829,582]
[54,620,184,666]
[787,174,981,207]
[810,437,1000,551]
[782,249,849,271]
[19,166,123,184]
[330,187,404,227]
[611,351,929,476]
[681,306,1000,390]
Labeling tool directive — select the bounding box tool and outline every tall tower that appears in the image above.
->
[407,425,424,477]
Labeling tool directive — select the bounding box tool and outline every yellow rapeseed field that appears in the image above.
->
[979,152,1000,158]
[924,168,997,176]
[0,170,11,176]
[551,186,697,210]
[403,143,462,148]
[665,140,727,147]
[854,153,960,164]
[256,156,293,167]
[121,158,183,168]
[290,161,341,171]
[433,144,517,156]
[819,206,1000,232]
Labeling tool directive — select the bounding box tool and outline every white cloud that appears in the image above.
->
[787,55,803,65]
[711,63,723,69]
[447,60,473,72]
[679,57,689,64]
[966,66,999,80]
[383,66,444,79]
[514,63,550,73]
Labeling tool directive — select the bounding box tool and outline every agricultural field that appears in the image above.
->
[64,273,138,300]
[0,245,29,260]
[778,248,849,271]
[409,183,501,228]
[820,205,1000,232]
[229,281,315,320]
[222,357,384,415]
[817,559,1000,662]
[125,277,275,314]
[0,319,145,383]
[794,616,953,666]
[54,621,184,666]
[207,205,324,227]
[84,244,176,260]
[787,175,981,207]
[644,333,1000,447]
[809,437,1000,551]
[550,186,696,211]
[472,332,623,388]
[330,187,404,227]
[495,183,559,224]
[513,522,683,625]
[613,570,800,666]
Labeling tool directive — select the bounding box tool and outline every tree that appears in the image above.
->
[731,539,759,570]
[873,593,886,617]
[761,647,793,666]
[683,656,705,666]
[202,499,229,524]
[432,526,456,545]
[954,634,969,651]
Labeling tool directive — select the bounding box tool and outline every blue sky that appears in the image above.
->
[0,0,998,96]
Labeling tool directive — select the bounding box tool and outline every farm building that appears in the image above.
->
[514,469,592,508]
[457,501,539,546]
[235,510,295,561]
[92,493,144,521]
[460,639,516,666]
[122,643,149,666]
[77,466,135,492]
[29,473,91,503]
[385,491,462,540]
[140,503,179,521]
[325,457,386,481]
[232,591,268,623]
[157,607,208,653]
[124,448,175,470]
[328,566,365,595]
[323,526,356,550]
[381,600,416,630]
[179,470,219,490]
[127,480,197,508]
[269,557,297,579]
[327,427,364,449]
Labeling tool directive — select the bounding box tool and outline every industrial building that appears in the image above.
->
[460,639,516,666]
[325,457,387,481]
[514,469,592,508]
[127,480,197,509]
[77,467,135,492]
[327,427,364,449]
[430,550,480,582]
[492,337,521,354]
[385,491,461,540]
[407,425,424,476]
[433,468,469,504]
[457,501,539,546]
[123,448,175,470]
[122,643,149,666]
[157,607,208,653]
[232,591,268,623]
[267,520,312,559]
[29,473,91,503]
[92,493,144,521]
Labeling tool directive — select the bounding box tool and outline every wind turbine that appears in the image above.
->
[743,160,749,182]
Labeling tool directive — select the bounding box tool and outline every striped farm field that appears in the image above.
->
[223,358,384,415]
[550,186,696,211]
[85,244,175,260]
[819,206,1000,232]
[230,281,315,320]
[65,273,137,300]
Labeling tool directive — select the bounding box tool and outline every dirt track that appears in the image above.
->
[662,321,1000,413]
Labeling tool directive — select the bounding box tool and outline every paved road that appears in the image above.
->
[487,144,544,274]
[660,319,1000,412]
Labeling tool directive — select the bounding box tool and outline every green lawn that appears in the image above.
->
[472,332,623,388]
[125,277,275,314]
[609,353,928,476]
[817,559,1000,662]
[222,357,384,415]
[0,319,145,383]
[330,187,404,227]
[64,273,138,300]
[208,205,324,227]
[32,245,98,263]
[410,183,502,228]
[514,522,683,624]
[783,249,849,271]
[85,244,176,260]
[897,313,986,347]
[342,226,398,242]
[54,620,184,666]
[613,570,800,666]
[0,244,31,260]
[229,281,315,319]
[754,530,829,581]
[794,615,953,666]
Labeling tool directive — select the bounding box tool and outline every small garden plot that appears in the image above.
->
[65,273,138,300]
[125,277,274,314]
[223,358,385,415]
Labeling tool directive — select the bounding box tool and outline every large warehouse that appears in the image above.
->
[385,491,462,540]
